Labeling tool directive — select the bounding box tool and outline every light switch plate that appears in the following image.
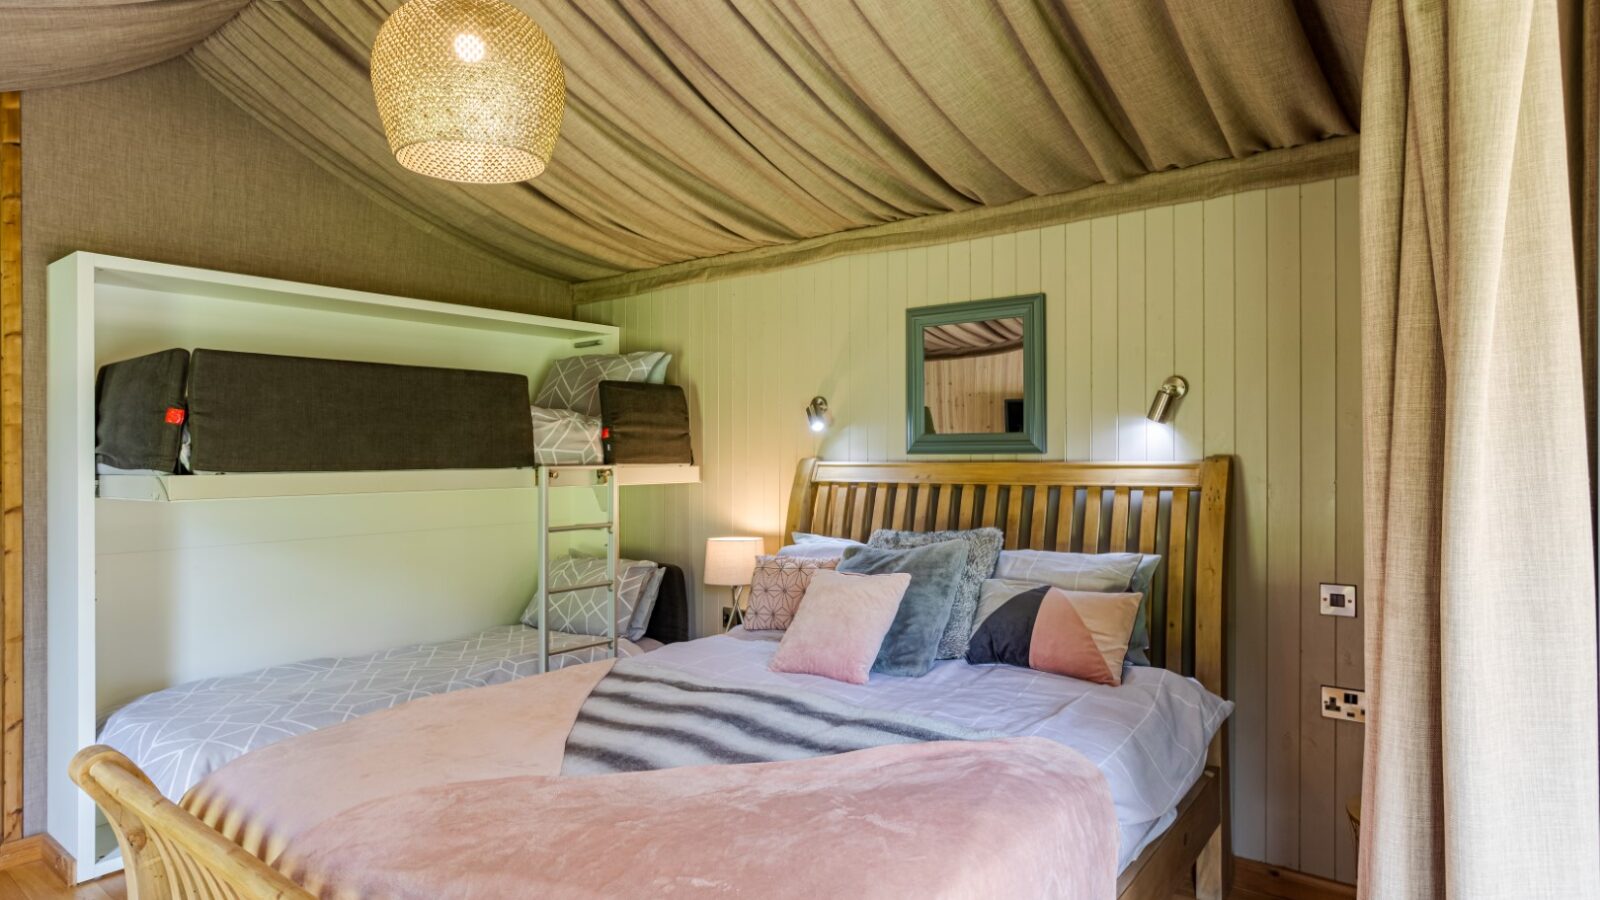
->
[1320,583,1357,617]
[1321,686,1367,723]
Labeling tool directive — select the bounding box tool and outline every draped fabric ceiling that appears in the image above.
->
[922,320,1024,361]
[2,0,1370,296]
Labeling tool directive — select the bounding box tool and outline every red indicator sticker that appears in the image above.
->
[165,407,186,425]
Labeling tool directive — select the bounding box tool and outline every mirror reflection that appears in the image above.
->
[921,316,1025,435]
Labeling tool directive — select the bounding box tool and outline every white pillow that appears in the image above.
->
[994,549,1143,592]
[776,532,865,558]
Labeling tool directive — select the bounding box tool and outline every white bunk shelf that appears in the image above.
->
[87,253,617,344]
[96,465,700,501]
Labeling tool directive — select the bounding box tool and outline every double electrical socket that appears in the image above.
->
[1321,686,1367,723]
[1319,583,1357,617]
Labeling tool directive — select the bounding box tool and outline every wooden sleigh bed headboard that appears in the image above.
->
[785,457,1231,698]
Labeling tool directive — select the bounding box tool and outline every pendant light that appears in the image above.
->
[371,0,565,184]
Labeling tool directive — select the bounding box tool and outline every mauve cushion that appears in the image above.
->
[839,540,970,677]
[769,571,910,684]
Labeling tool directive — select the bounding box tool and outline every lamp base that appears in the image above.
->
[723,585,746,633]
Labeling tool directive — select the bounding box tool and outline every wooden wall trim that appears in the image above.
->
[0,90,21,845]
[0,833,72,885]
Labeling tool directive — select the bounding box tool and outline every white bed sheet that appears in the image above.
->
[643,629,1232,871]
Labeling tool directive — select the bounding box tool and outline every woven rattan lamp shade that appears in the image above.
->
[371,0,565,184]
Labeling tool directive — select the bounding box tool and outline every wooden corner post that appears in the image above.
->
[0,89,24,849]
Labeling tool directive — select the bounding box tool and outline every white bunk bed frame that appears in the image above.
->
[46,253,697,882]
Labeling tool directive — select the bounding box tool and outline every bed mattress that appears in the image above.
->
[98,626,648,802]
[643,630,1232,872]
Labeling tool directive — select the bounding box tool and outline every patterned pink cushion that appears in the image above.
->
[744,556,839,631]
[769,571,910,684]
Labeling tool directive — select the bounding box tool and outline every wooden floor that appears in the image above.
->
[0,864,121,899]
[0,860,1314,900]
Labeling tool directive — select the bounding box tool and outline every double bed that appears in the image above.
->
[73,457,1232,899]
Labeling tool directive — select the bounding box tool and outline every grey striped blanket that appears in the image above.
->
[561,660,998,776]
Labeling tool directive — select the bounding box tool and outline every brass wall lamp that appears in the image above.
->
[1146,376,1188,424]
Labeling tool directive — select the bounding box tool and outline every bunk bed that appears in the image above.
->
[47,253,701,881]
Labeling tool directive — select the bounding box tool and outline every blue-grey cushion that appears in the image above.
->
[867,528,1004,659]
[838,540,970,677]
[1125,554,1162,666]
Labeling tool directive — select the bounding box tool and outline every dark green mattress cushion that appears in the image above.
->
[95,348,191,472]
[186,349,534,472]
[598,381,693,464]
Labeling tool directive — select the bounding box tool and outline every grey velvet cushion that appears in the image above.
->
[1125,554,1162,666]
[868,527,1004,659]
[95,349,190,472]
[838,540,969,677]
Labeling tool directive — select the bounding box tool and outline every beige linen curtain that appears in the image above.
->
[1360,1,1600,897]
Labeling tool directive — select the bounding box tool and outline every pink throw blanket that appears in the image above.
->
[184,660,1118,899]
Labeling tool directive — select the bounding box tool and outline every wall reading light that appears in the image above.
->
[1146,376,1189,424]
[805,396,832,432]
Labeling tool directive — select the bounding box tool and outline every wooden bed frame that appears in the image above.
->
[785,457,1232,900]
[70,455,1231,899]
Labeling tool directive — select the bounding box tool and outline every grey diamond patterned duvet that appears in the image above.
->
[531,405,604,464]
[97,625,650,802]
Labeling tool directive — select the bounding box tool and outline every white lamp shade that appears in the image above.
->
[703,537,763,587]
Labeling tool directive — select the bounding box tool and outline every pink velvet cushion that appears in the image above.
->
[769,570,910,684]
[744,556,839,631]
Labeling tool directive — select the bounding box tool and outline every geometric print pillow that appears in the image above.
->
[533,351,667,417]
[995,550,1158,666]
[521,557,658,638]
[743,556,839,631]
[965,582,1141,686]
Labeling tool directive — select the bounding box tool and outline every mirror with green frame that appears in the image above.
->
[906,294,1046,454]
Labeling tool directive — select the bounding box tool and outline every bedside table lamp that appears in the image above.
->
[704,536,763,630]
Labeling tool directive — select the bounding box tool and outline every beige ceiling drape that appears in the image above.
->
[0,0,250,92]
[1359,0,1599,897]
[182,0,1364,287]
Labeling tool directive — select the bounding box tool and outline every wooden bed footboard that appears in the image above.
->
[69,745,311,899]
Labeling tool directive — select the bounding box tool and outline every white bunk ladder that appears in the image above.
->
[536,465,623,674]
